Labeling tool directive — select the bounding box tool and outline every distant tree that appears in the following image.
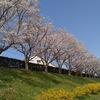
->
[69,41,87,76]
[64,37,81,75]
[36,29,57,72]
[52,30,76,74]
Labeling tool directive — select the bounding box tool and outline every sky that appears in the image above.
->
[39,0,100,58]
[2,0,100,59]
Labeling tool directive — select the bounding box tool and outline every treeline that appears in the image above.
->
[0,56,99,78]
[0,0,100,77]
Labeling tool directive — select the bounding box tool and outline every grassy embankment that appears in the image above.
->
[0,67,100,100]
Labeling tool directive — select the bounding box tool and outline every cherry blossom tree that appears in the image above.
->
[14,21,52,70]
[85,55,100,78]
[0,0,39,54]
[0,0,45,70]
[69,41,87,76]
[36,28,58,72]
[64,37,81,75]
[52,30,76,74]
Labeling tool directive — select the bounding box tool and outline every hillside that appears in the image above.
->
[0,67,100,100]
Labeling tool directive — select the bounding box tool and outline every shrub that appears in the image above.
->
[36,88,73,100]
[83,83,100,94]
[36,83,100,100]
[73,83,100,98]
[73,86,86,97]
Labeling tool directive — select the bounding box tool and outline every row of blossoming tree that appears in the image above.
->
[0,0,100,77]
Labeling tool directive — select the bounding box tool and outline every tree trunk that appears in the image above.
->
[25,59,29,70]
[68,69,71,75]
[59,67,62,74]
[89,74,91,78]
[85,71,88,77]
[45,65,48,72]
[85,74,86,77]
[75,71,78,76]
[92,74,94,78]
[68,55,71,75]
[80,72,82,77]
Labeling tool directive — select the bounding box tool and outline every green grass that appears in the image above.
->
[0,67,100,100]
[75,93,100,100]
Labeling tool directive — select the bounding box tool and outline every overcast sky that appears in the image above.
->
[2,0,100,59]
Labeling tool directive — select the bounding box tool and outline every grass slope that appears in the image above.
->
[74,93,100,100]
[0,67,100,100]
